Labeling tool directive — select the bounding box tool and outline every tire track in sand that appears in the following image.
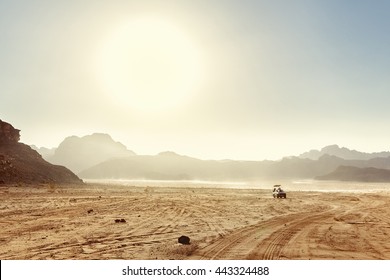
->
[190,213,302,260]
[191,207,338,260]
[255,211,335,260]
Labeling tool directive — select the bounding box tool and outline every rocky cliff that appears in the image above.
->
[0,119,20,144]
[0,119,83,184]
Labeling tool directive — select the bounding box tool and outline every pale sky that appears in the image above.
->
[1,0,390,160]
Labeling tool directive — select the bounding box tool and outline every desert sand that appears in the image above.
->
[1,182,390,260]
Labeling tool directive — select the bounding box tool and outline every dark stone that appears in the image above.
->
[178,235,190,245]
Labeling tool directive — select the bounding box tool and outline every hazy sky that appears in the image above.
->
[1,0,390,160]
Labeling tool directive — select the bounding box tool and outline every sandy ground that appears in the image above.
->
[1,183,390,260]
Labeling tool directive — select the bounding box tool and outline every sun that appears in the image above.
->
[98,17,204,112]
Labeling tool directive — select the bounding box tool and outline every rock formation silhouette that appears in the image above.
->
[0,119,83,184]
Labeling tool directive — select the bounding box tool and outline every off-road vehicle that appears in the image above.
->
[273,185,286,198]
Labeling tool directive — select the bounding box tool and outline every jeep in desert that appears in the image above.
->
[273,185,286,198]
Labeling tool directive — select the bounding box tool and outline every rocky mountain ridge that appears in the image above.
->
[0,119,82,184]
[47,133,136,173]
[30,132,390,182]
[78,153,390,182]
[316,165,390,182]
[299,144,390,160]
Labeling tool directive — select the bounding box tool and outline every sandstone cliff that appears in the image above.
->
[0,119,83,184]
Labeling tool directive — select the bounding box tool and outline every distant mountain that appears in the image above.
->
[0,119,82,184]
[47,133,136,173]
[29,134,390,182]
[79,152,390,181]
[79,151,269,181]
[299,144,390,160]
[316,165,390,182]
[30,145,56,159]
[276,154,390,179]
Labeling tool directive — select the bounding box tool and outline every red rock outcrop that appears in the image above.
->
[0,119,83,185]
[0,119,20,144]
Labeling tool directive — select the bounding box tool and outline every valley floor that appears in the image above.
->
[1,183,390,259]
